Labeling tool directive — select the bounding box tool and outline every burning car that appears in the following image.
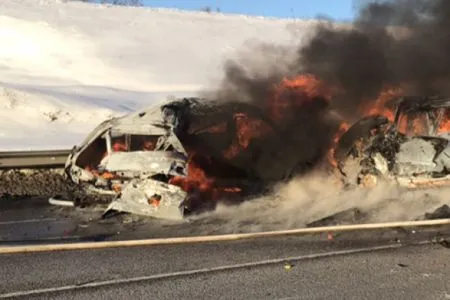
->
[64,98,191,220]
[63,97,317,220]
[334,96,450,189]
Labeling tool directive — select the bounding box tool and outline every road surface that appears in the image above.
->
[0,197,449,299]
[0,236,449,299]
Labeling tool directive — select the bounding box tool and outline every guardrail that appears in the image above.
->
[0,149,72,169]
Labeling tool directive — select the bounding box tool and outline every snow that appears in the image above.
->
[0,0,316,150]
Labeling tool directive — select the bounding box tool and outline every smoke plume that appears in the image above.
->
[299,0,450,117]
[204,0,450,180]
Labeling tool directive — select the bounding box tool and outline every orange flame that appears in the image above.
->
[268,74,334,121]
[327,122,350,168]
[438,113,450,133]
[169,154,214,193]
[205,122,227,133]
[223,113,272,159]
[170,77,333,197]
[362,86,405,121]
[324,86,404,169]
[169,153,242,201]
[222,74,334,161]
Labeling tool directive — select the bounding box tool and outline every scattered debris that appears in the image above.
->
[284,262,294,270]
[306,208,367,227]
[48,197,75,207]
[397,263,409,268]
[425,204,450,220]
[327,232,334,241]
[438,238,450,249]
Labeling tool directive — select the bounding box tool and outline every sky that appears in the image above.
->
[143,0,357,21]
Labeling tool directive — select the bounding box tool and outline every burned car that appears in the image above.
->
[64,99,191,220]
[334,96,450,189]
[63,97,317,220]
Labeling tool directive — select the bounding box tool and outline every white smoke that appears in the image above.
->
[188,170,449,233]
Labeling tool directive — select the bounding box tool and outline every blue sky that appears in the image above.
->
[142,0,357,21]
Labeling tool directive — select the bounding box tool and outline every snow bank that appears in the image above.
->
[0,0,316,150]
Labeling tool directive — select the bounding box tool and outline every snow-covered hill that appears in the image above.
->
[0,0,316,150]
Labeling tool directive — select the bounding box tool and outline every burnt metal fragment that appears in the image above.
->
[425,204,450,220]
[306,207,367,227]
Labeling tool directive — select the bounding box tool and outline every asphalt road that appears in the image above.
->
[0,237,449,299]
[1,197,449,299]
[2,197,449,244]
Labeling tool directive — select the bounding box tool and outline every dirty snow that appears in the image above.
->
[0,0,316,150]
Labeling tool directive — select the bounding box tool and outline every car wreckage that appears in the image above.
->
[64,99,190,220]
[61,94,450,221]
[63,97,306,220]
[334,96,450,190]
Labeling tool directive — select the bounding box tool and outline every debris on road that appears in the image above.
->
[48,197,75,207]
[306,208,367,227]
[284,262,294,270]
[438,239,450,249]
[327,232,334,241]
[425,205,450,220]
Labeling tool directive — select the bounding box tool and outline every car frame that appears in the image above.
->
[334,96,450,189]
[62,97,292,220]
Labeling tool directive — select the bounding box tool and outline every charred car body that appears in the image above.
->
[64,99,191,220]
[60,94,450,221]
[334,96,450,189]
[63,97,315,220]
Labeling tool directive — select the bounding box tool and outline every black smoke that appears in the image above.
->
[201,0,450,181]
[299,0,450,116]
